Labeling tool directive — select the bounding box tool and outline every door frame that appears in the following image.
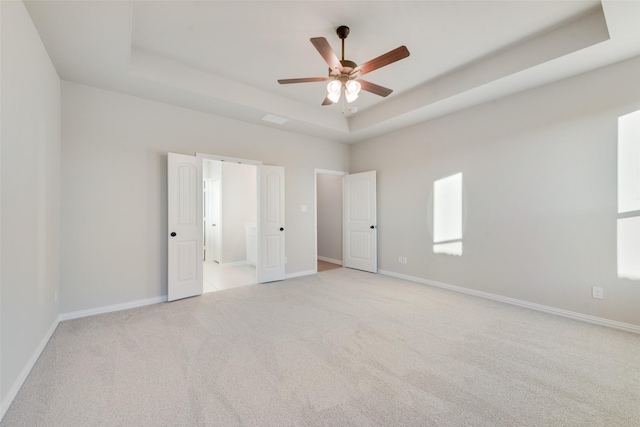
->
[196,153,263,167]
[314,169,348,273]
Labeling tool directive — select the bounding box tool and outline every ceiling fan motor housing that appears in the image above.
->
[329,59,358,80]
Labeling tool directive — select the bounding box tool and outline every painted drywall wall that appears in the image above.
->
[350,56,640,327]
[317,173,342,263]
[221,162,256,264]
[0,0,60,409]
[61,81,349,314]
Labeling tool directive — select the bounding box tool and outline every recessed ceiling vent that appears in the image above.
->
[261,114,290,125]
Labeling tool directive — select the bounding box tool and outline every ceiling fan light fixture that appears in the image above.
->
[345,89,358,103]
[345,80,361,103]
[327,80,341,103]
[278,25,409,106]
[345,80,361,94]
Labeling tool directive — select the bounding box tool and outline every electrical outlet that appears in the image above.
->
[403,257,408,264]
[592,286,604,299]
[398,256,403,263]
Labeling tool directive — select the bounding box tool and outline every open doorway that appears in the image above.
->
[315,169,347,272]
[203,159,258,292]
[168,152,286,301]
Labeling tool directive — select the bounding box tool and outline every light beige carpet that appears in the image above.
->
[2,268,639,426]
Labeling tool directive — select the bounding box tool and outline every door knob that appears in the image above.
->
[370,225,375,229]
[170,232,176,237]
[280,227,284,231]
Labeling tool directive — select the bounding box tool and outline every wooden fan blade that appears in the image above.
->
[322,96,334,106]
[359,79,393,97]
[278,77,330,84]
[310,37,343,72]
[352,46,410,76]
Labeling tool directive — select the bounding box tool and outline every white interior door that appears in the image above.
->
[167,153,203,301]
[343,171,377,273]
[258,165,285,283]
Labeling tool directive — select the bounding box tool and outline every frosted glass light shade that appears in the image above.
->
[345,80,361,103]
[345,80,361,93]
[327,80,341,103]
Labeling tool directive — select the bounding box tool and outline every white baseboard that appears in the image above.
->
[378,269,640,335]
[284,269,316,280]
[59,295,167,321]
[0,317,59,421]
[317,256,343,266]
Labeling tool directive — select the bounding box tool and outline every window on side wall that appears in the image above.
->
[618,110,640,280]
[433,172,463,256]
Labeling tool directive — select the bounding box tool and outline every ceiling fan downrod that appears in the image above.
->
[336,25,349,61]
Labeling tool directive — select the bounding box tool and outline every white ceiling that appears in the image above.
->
[24,0,640,144]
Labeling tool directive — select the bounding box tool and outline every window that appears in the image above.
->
[433,172,463,256]
[617,110,640,280]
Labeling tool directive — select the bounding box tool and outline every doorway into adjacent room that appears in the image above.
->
[168,153,286,301]
[203,159,258,292]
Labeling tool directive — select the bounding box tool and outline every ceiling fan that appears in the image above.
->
[277,26,410,106]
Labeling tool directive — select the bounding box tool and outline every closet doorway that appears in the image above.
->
[315,169,346,272]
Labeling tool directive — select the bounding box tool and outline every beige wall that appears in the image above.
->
[350,56,640,327]
[0,0,61,410]
[61,81,349,314]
